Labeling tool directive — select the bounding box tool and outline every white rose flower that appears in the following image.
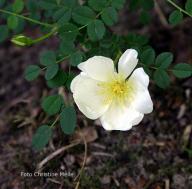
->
[71,49,153,131]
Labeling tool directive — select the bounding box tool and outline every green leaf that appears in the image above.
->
[60,106,76,135]
[155,52,173,68]
[140,0,154,10]
[154,69,170,89]
[0,25,9,42]
[126,33,149,46]
[139,10,151,25]
[45,64,59,80]
[13,0,24,13]
[24,65,41,81]
[143,65,152,77]
[53,7,71,24]
[66,72,76,90]
[111,0,126,10]
[47,70,68,88]
[32,125,52,151]
[38,0,58,10]
[169,10,183,26]
[27,0,38,12]
[7,16,19,30]
[100,38,113,48]
[185,148,192,158]
[88,0,108,11]
[58,23,78,42]
[0,0,5,8]
[63,0,77,8]
[59,41,75,55]
[14,18,25,33]
[42,94,63,115]
[141,48,155,65]
[185,0,192,15]
[129,0,140,10]
[87,19,105,41]
[172,63,192,78]
[72,6,96,25]
[40,50,56,66]
[70,51,83,66]
[101,7,118,26]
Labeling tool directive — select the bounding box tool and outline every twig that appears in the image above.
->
[92,152,114,158]
[37,140,81,170]
[74,181,80,189]
[155,0,169,28]
[165,179,170,189]
[74,128,88,189]
[47,178,62,185]
[58,87,69,107]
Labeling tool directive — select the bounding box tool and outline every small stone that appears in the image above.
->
[64,155,75,166]
[100,175,111,185]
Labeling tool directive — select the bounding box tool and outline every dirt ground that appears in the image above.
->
[0,1,192,189]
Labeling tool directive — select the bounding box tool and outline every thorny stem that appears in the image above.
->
[166,0,192,17]
[0,9,54,28]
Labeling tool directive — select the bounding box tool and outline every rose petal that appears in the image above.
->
[71,75,110,119]
[100,103,144,131]
[118,49,138,78]
[129,68,153,114]
[78,56,115,81]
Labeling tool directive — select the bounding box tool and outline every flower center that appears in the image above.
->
[110,81,127,96]
[98,75,134,105]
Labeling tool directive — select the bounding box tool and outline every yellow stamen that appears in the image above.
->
[97,74,134,106]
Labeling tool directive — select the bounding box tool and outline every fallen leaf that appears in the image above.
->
[100,175,111,185]
[73,127,98,143]
[181,125,192,150]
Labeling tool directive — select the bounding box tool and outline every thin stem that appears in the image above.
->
[31,27,57,44]
[114,50,122,64]
[139,63,158,70]
[50,115,60,128]
[0,9,53,27]
[77,10,105,31]
[139,62,174,72]
[40,55,70,71]
[166,0,192,17]
[56,55,70,64]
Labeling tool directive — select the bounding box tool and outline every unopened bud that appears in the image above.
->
[11,35,33,46]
